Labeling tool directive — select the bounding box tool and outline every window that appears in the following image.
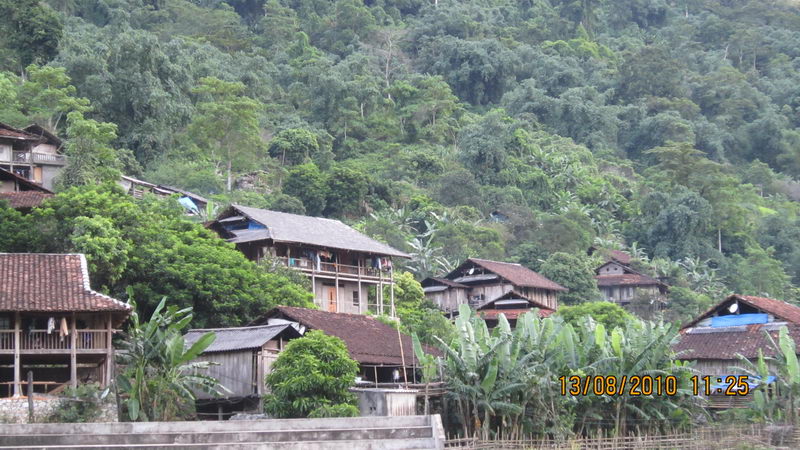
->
[352,291,360,307]
[0,315,9,330]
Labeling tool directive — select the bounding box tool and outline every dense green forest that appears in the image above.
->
[3,0,800,323]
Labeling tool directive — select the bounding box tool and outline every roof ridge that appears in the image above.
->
[234,204,342,224]
[188,323,289,332]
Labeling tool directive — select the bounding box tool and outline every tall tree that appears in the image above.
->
[187,77,265,192]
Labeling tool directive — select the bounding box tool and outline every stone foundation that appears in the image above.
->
[0,396,117,424]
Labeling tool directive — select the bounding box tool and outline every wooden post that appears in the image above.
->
[390,264,395,318]
[357,258,363,314]
[70,313,77,389]
[27,371,33,422]
[13,312,20,397]
[334,256,340,313]
[106,313,113,387]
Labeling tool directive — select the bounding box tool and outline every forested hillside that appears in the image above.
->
[3,0,800,321]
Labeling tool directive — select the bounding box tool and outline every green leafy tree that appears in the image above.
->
[18,64,91,131]
[187,77,265,192]
[264,330,360,418]
[268,128,320,166]
[0,0,62,70]
[283,163,328,215]
[324,166,369,217]
[56,111,122,189]
[556,301,636,330]
[539,252,601,305]
[116,297,221,422]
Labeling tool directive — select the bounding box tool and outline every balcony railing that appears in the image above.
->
[7,151,67,165]
[277,257,388,279]
[0,330,109,351]
[33,152,67,165]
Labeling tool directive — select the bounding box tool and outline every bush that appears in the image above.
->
[264,330,359,418]
[45,383,106,423]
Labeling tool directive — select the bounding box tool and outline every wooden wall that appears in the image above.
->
[194,351,255,399]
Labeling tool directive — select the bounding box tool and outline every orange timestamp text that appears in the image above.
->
[559,375,679,397]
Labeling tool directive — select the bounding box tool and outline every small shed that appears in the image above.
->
[184,323,301,418]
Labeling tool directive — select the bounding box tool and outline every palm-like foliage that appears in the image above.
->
[735,326,800,424]
[434,306,704,439]
[116,297,222,421]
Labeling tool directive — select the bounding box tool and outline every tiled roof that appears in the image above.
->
[595,273,662,287]
[0,254,132,313]
[255,306,440,366]
[608,250,632,264]
[683,294,800,329]
[223,205,409,258]
[0,192,53,210]
[476,290,555,320]
[674,324,800,360]
[0,122,38,141]
[478,308,554,320]
[462,258,567,291]
[184,324,301,353]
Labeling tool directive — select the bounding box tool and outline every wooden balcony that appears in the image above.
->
[0,329,111,354]
[276,257,392,283]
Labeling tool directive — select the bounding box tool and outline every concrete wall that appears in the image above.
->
[352,389,419,417]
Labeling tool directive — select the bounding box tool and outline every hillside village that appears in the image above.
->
[4,0,800,448]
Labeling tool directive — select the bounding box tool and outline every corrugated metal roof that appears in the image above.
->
[184,324,299,353]
[228,205,410,258]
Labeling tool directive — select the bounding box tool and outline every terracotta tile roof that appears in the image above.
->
[674,324,800,360]
[595,273,662,287]
[683,294,800,329]
[478,308,554,320]
[0,254,132,313]
[0,192,53,210]
[256,306,441,366]
[608,250,632,264]
[476,291,555,320]
[0,122,38,141]
[462,258,568,291]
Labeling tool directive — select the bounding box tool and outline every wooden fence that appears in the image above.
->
[445,424,795,449]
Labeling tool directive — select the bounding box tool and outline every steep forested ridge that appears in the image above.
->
[3,0,800,321]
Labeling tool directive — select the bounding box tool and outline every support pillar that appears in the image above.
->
[357,259,363,314]
[13,312,20,397]
[105,313,113,387]
[390,265,395,318]
[70,313,77,389]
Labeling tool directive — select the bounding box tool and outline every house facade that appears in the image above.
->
[595,260,668,305]
[0,123,66,191]
[0,253,131,398]
[209,205,409,316]
[673,294,800,408]
[421,258,566,319]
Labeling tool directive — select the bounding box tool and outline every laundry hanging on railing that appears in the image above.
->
[47,317,55,335]
[59,317,69,341]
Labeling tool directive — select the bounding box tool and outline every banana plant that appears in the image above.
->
[116,297,224,421]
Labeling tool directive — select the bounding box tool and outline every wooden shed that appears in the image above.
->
[184,323,301,418]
